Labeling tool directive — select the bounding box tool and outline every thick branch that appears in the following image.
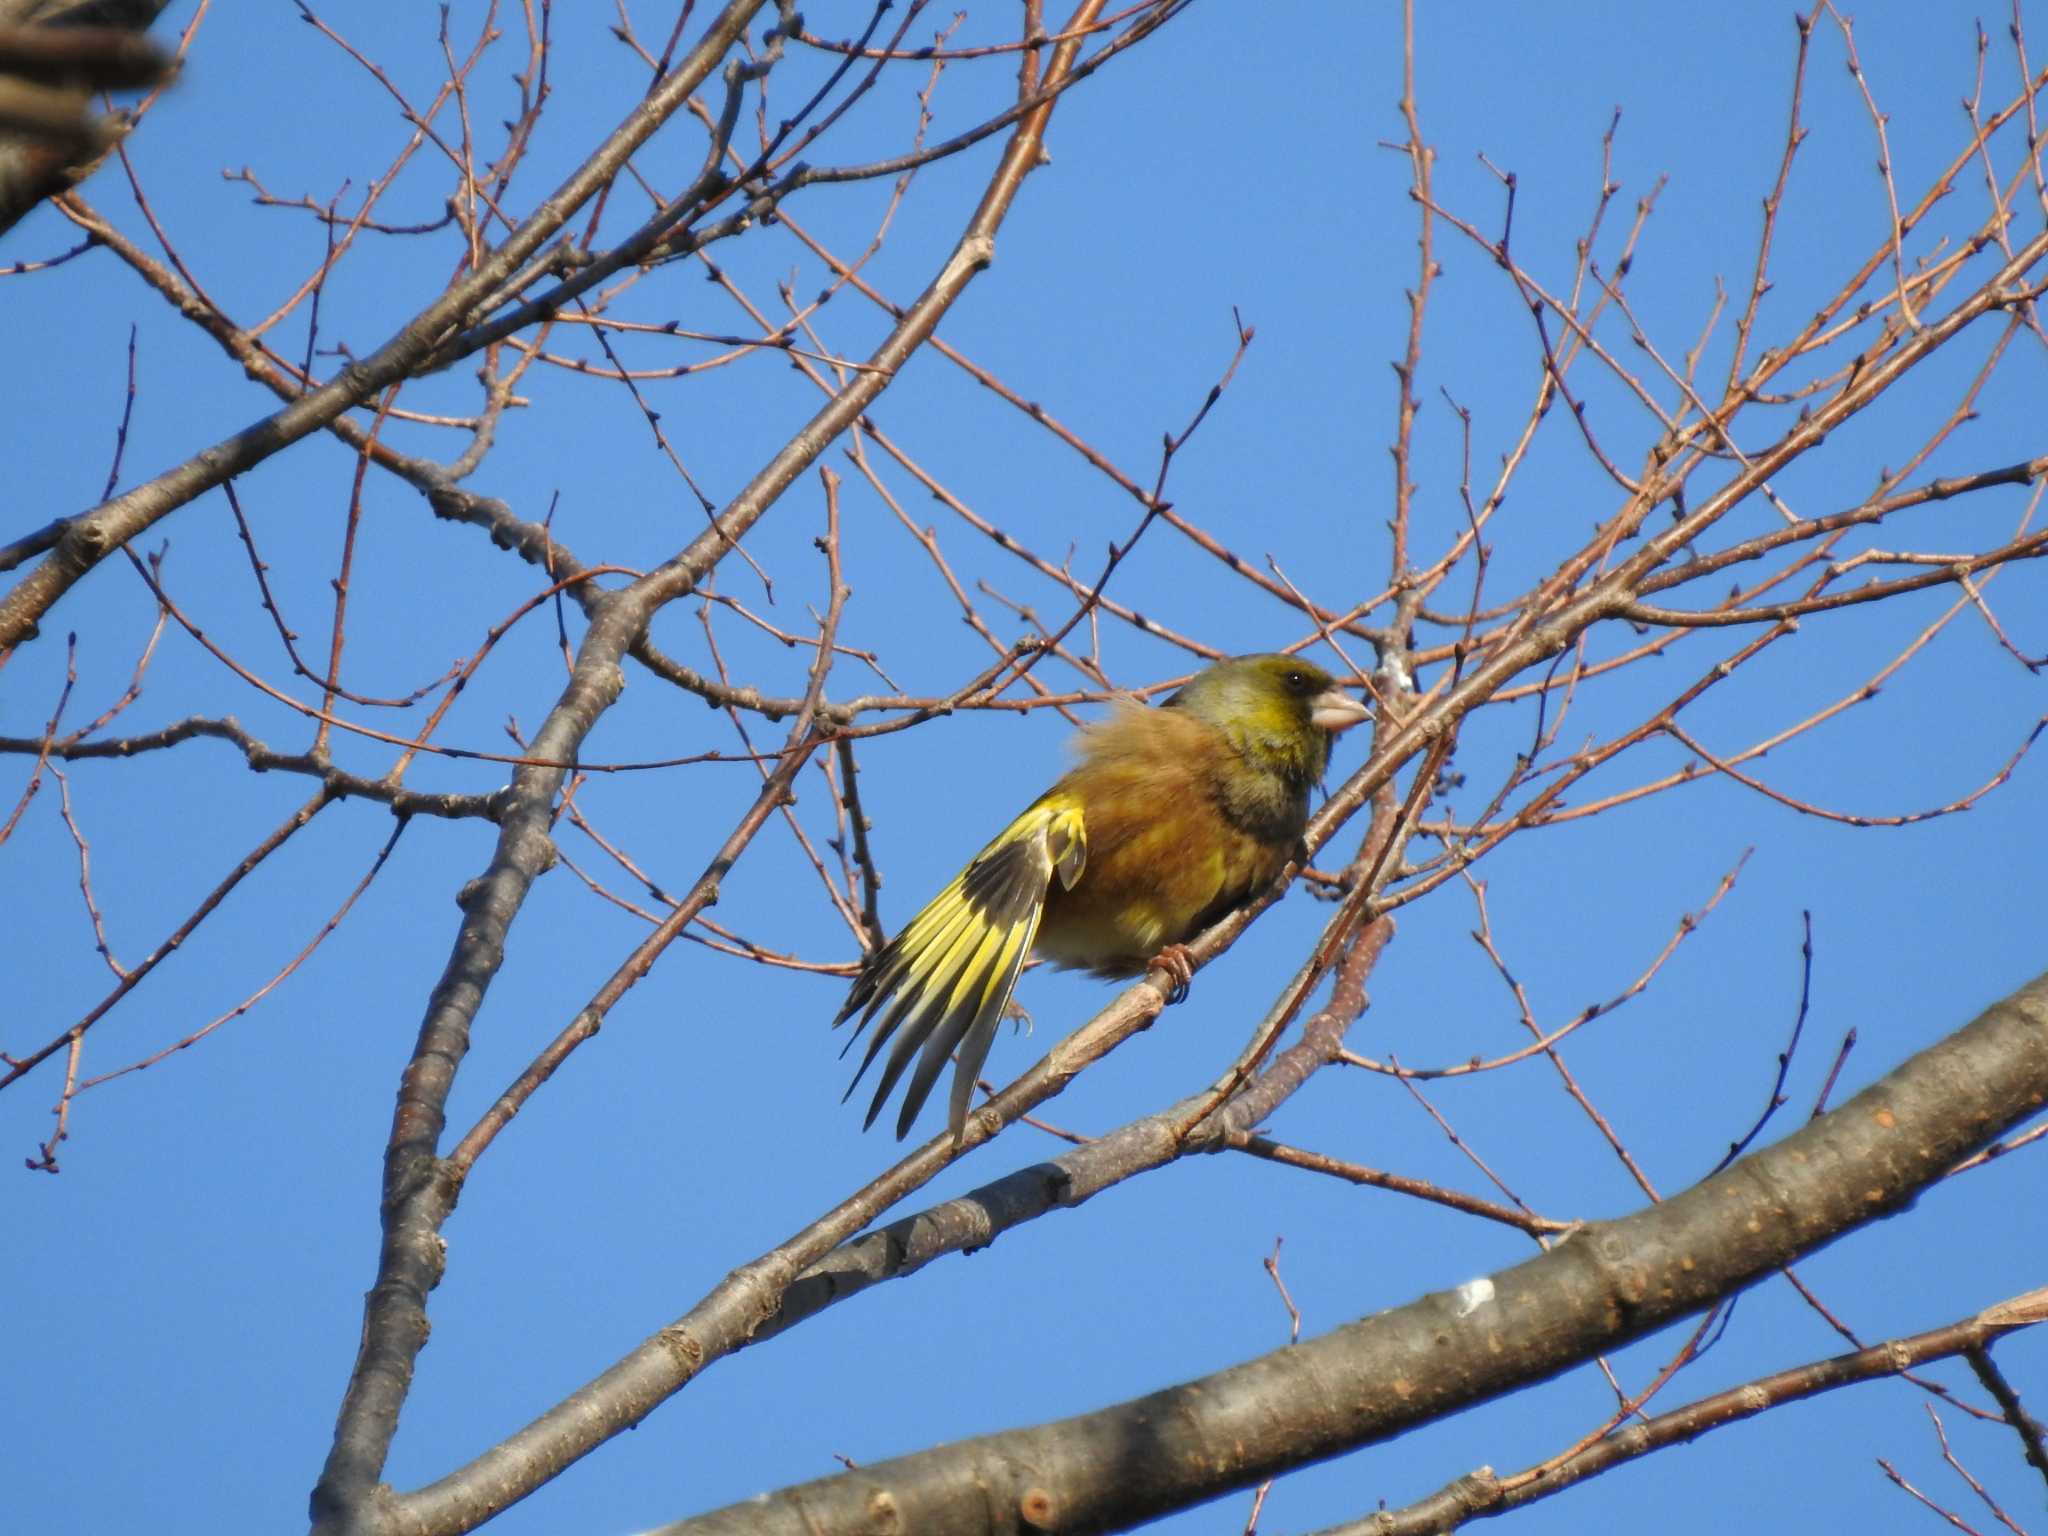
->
[657,972,2048,1535]
[1336,1287,2048,1535]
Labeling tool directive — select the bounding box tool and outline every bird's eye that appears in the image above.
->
[1285,669,1308,691]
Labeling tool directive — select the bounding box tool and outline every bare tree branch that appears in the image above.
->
[657,974,2048,1535]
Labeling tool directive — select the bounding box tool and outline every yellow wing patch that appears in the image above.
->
[837,796,1087,1141]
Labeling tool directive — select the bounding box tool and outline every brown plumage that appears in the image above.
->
[834,654,1370,1143]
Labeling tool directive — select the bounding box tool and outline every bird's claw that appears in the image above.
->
[1002,997,1035,1036]
[1151,943,1196,1005]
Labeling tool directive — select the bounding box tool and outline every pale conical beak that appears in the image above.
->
[1310,688,1370,732]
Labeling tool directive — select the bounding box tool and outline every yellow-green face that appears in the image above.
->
[1164,653,1369,789]
[1234,654,1337,726]
[1169,653,1362,737]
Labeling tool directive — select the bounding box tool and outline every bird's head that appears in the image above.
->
[1165,653,1370,786]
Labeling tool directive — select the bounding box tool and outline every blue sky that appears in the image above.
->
[5,3,2046,1534]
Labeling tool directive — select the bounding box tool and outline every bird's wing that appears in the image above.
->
[837,795,1088,1141]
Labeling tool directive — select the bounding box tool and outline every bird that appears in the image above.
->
[834,652,1371,1144]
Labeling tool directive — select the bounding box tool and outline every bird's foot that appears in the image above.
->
[1150,943,1196,1005]
[1002,996,1035,1036]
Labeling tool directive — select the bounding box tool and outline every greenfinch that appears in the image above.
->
[837,653,1370,1142]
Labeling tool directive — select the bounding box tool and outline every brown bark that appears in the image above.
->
[657,974,2048,1536]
